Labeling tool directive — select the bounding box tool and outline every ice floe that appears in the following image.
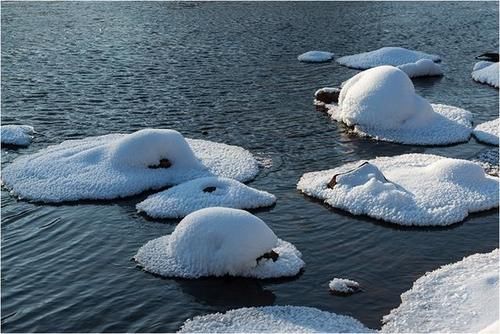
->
[1,125,35,146]
[472,149,499,177]
[329,278,361,295]
[473,118,499,145]
[178,306,373,333]
[298,51,334,63]
[320,66,472,145]
[397,59,443,78]
[1,129,259,202]
[472,61,499,88]
[297,153,499,226]
[134,207,304,279]
[337,47,440,69]
[382,249,499,333]
[136,177,276,219]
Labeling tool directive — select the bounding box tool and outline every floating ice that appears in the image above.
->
[298,51,334,63]
[297,153,499,226]
[322,66,472,145]
[329,278,361,295]
[397,59,443,78]
[134,207,304,279]
[472,61,499,88]
[136,177,276,219]
[472,149,499,177]
[1,125,35,146]
[382,249,499,333]
[337,47,440,69]
[1,129,259,202]
[473,118,499,145]
[178,306,373,333]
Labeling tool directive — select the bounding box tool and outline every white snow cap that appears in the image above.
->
[134,207,304,279]
[1,125,35,146]
[329,278,361,294]
[1,129,259,202]
[472,61,499,88]
[136,176,276,219]
[298,51,334,63]
[474,118,499,145]
[324,66,472,145]
[397,59,443,78]
[337,46,440,69]
[382,249,499,333]
[297,153,499,226]
[178,306,373,333]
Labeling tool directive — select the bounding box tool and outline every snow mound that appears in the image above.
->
[397,59,443,78]
[472,149,499,177]
[134,207,304,279]
[297,154,499,226]
[1,129,259,202]
[136,177,276,219]
[323,66,472,145]
[474,118,499,145]
[337,47,440,70]
[382,249,499,333]
[1,125,35,146]
[472,61,499,88]
[298,51,334,63]
[178,306,373,333]
[329,278,361,295]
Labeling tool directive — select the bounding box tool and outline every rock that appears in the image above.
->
[476,52,499,62]
[148,158,172,169]
[256,250,279,263]
[314,87,341,104]
[203,186,217,193]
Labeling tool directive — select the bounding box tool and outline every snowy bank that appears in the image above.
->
[329,278,361,295]
[473,118,499,145]
[297,154,499,226]
[136,177,276,219]
[472,149,499,177]
[134,207,304,279]
[1,125,35,146]
[382,249,499,333]
[397,59,443,78]
[1,129,259,202]
[321,66,472,145]
[298,51,334,63]
[178,306,373,333]
[472,61,499,88]
[337,47,440,70]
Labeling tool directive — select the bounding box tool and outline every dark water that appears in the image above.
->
[1,1,498,332]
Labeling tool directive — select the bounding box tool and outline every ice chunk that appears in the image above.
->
[1,125,35,146]
[472,62,499,88]
[473,118,499,145]
[329,278,361,295]
[298,51,334,63]
[397,59,443,78]
[337,47,440,69]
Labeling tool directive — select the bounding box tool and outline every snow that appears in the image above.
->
[336,47,440,69]
[472,61,499,88]
[472,149,499,177]
[329,278,361,294]
[1,129,259,202]
[397,59,443,78]
[134,207,304,279]
[323,66,472,145]
[136,176,276,219]
[1,125,35,146]
[297,153,499,226]
[382,249,499,333]
[298,51,334,63]
[178,306,373,333]
[474,118,499,145]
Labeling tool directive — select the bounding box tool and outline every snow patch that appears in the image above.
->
[298,51,334,63]
[337,47,440,69]
[397,59,443,78]
[474,118,499,145]
[472,62,499,88]
[1,125,35,146]
[329,278,361,295]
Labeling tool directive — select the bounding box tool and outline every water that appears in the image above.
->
[1,1,498,332]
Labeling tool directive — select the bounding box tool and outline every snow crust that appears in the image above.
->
[329,278,360,294]
[474,118,499,145]
[136,177,276,219]
[382,249,499,333]
[134,207,304,279]
[324,66,472,145]
[397,59,443,78]
[337,47,440,69]
[1,125,35,146]
[1,129,259,202]
[178,306,373,333]
[472,61,499,88]
[297,154,499,226]
[298,51,334,63]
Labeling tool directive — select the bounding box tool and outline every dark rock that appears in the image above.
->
[476,52,499,62]
[256,250,279,263]
[148,158,172,169]
[203,186,217,193]
[315,87,341,104]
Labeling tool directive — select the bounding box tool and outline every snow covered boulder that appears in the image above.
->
[397,59,443,78]
[337,47,440,70]
[134,207,304,279]
[178,306,373,333]
[472,61,499,88]
[1,129,259,202]
[473,118,499,145]
[136,177,276,219]
[298,51,334,63]
[382,249,499,333]
[329,278,361,295]
[322,66,472,145]
[1,125,35,146]
[297,154,499,226]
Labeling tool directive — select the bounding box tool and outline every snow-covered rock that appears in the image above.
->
[474,118,499,145]
[134,207,304,279]
[472,61,499,88]
[1,129,259,202]
[382,249,499,333]
[298,51,334,63]
[297,153,499,226]
[397,59,443,78]
[1,125,35,146]
[322,66,472,145]
[472,149,499,177]
[337,47,440,69]
[178,306,373,333]
[329,278,361,295]
[136,177,276,219]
